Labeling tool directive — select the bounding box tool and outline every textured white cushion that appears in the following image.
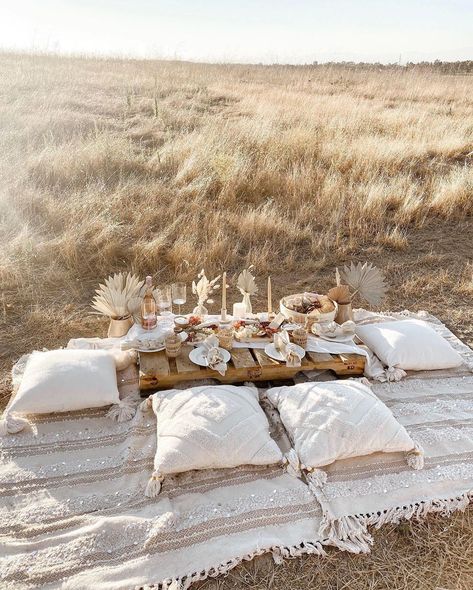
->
[356,319,463,371]
[267,380,418,470]
[147,385,282,494]
[9,349,120,414]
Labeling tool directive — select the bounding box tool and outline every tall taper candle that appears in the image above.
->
[267,276,272,314]
[222,271,227,310]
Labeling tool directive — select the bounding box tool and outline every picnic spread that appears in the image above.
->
[1,265,473,589]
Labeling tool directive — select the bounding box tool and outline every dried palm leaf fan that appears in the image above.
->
[127,296,143,325]
[237,266,258,314]
[340,262,388,306]
[328,268,351,304]
[92,272,144,337]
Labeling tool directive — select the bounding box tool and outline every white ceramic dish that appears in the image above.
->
[189,346,231,367]
[264,343,306,362]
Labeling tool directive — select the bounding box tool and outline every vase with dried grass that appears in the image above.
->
[236,266,258,315]
[191,269,220,319]
[327,283,353,324]
[91,272,144,337]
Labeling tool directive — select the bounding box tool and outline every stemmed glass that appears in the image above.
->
[172,282,186,315]
[156,285,173,328]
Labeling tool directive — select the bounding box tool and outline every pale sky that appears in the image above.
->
[0,0,472,64]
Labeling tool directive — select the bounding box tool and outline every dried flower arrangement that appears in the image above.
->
[327,262,387,323]
[91,272,144,337]
[236,266,258,314]
[191,269,221,316]
[340,261,387,306]
[92,273,143,320]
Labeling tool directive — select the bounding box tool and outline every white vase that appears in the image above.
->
[242,293,252,315]
[192,304,208,318]
[108,316,133,338]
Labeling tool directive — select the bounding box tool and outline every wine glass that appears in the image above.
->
[157,285,173,328]
[172,282,186,315]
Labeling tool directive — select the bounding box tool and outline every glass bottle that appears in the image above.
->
[141,276,157,330]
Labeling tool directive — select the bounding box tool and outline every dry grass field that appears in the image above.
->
[1,52,473,589]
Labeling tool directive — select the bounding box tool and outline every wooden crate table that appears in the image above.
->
[139,344,365,391]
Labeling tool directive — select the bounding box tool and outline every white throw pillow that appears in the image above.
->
[1,349,134,436]
[356,319,463,371]
[144,384,283,497]
[266,380,423,487]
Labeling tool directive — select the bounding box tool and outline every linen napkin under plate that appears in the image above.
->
[273,330,302,367]
[201,335,228,375]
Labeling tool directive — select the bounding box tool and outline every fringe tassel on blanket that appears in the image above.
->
[365,491,472,529]
[317,490,473,556]
[106,392,141,423]
[319,514,373,554]
[139,540,327,590]
[0,414,29,436]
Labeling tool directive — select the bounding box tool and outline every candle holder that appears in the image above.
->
[219,309,233,329]
[217,327,233,351]
[292,327,308,349]
[165,331,182,358]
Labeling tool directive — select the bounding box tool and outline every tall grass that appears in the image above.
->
[0,53,472,365]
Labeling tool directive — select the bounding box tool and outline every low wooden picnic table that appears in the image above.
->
[139,344,365,391]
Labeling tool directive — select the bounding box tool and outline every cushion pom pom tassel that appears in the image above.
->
[145,472,164,498]
[0,414,28,436]
[106,393,141,423]
[406,442,425,470]
[140,397,153,412]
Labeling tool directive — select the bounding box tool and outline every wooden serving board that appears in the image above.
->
[139,345,365,391]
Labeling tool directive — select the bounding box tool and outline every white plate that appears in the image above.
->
[135,332,188,353]
[264,343,305,362]
[316,333,355,344]
[189,347,231,367]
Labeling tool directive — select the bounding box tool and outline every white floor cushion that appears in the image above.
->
[144,384,283,497]
[266,380,423,488]
[355,319,463,372]
[0,349,132,436]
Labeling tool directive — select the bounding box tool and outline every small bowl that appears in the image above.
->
[174,315,190,330]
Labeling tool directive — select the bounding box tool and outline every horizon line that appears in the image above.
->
[1,47,473,67]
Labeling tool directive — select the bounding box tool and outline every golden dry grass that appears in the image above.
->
[1,52,473,589]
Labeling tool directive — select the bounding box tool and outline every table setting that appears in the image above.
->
[86,263,395,388]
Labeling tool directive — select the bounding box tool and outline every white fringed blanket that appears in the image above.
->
[308,312,473,552]
[1,311,473,589]
[0,391,324,589]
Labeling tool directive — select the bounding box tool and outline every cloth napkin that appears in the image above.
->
[273,330,302,367]
[313,320,356,339]
[201,335,227,376]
